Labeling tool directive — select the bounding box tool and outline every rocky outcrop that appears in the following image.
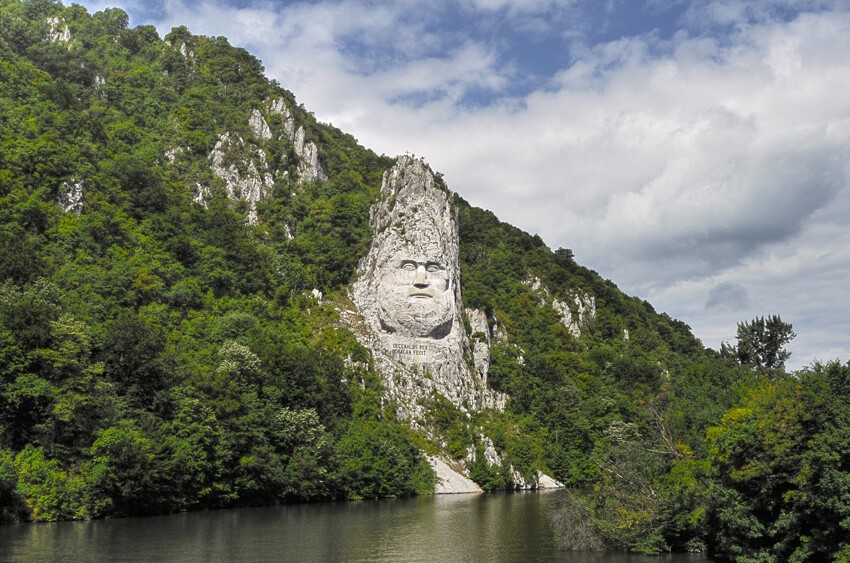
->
[268,98,327,183]
[58,180,84,214]
[538,473,566,489]
[179,42,195,61]
[46,16,71,44]
[462,434,564,491]
[525,276,595,338]
[249,109,272,142]
[427,456,483,494]
[552,293,596,338]
[208,132,274,225]
[164,39,196,61]
[510,471,565,490]
[350,156,505,424]
[192,183,210,206]
[164,146,184,163]
[193,98,328,224]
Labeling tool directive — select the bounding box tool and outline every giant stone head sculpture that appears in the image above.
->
[353,156,461,346]
[350,156,505,420]
[375,231,453,338]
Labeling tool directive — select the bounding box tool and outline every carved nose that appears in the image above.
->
[413,265,429,288]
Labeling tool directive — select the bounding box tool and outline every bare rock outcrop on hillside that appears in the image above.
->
[196,98,328,224]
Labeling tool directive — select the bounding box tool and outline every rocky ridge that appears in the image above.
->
[267,98,327,184]
[196,97,327,224]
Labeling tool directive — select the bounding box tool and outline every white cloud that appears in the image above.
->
[463,0,578,15]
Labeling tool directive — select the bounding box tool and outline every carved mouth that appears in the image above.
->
[408,289,434,299]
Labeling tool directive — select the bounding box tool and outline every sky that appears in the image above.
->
[73,0,850,370]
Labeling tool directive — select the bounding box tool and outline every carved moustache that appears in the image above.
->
[408,287,435,299]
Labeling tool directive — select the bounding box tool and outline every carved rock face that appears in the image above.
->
[376,243,454,338]
[353,156,460,344]
[350,155,504,422]
[348,157,521,483]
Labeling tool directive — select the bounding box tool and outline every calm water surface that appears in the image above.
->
[0,491,710,562]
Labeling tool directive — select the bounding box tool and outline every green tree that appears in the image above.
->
[83,421,161,517]
[100,311,169,408]
[335,420,435,499]
[706,362,850,560]
[158,389,233,509]
[0,447,28,523]
[726,315,796,372]
[14,445,85,521]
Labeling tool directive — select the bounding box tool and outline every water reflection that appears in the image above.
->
[0,491,709,562]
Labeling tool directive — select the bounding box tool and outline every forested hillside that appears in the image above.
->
[2,1,850,560]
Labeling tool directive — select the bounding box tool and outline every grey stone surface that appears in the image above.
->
[179,42,195,60]
[350,156,505,424]
[208,132,274,225]
[164,147,184,163]
[46,17,70,43]
[427,456,483,494]
[199,98,328,224]
[249,109,272,142]
[466,308,491,381]
[552,293,596,338]
[58,180,84,214]
[537,473,565,489]
[267,98,327,183]
[525,276,596,338]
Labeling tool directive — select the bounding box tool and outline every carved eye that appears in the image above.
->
[426,263,442,272]
[401,262,416,271]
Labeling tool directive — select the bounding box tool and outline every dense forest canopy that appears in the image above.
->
[1,1,849,560]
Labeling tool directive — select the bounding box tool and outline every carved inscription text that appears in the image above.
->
[389,339,433,363]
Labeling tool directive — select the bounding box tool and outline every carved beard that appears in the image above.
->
[377,285,454,338]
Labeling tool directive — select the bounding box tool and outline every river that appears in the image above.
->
[0,490,710,562]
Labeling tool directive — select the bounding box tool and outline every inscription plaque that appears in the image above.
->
[389,339,433,363]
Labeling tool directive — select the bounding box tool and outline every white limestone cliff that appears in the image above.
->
[194,99,328,224]
[164,146,184,163]
[207,132,274,225]
[268,98,327,183]
[462,434,563,491]
[537,473,566,489]
[46,16,71,44]
[249,109,272,142]
[182,43,197,61]
[427,456,483,494]
[466,308,491,382]
[509,470,565,490]
[525,276,595,338]
[190,99,328,225]
[552,293,596,338]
